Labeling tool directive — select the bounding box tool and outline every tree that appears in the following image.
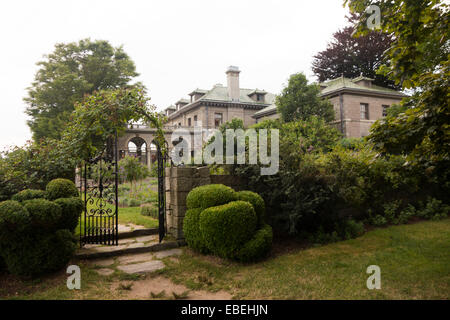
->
[276,73,335,123]
[25,39,139,140]
[119,156,149,196]
[345,0,449,197]
[312,15,398,89]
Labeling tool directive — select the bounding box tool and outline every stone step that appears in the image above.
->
[75,234,186,260]
[118,227,159,239]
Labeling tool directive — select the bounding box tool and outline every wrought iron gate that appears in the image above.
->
[157,142,167,243]
[80,134,119,246]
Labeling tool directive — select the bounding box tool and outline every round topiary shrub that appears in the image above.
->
[0,200,31,243]
[23,199,62,233]
[183,208,209,254]
[11,189,46,202]
[2,229,76,276]
[235,224,273,262]
[186,184,237,210]
[236,190,266,227]
[46,178,79,201]
[53,197,83,232]
[199,200,257,259]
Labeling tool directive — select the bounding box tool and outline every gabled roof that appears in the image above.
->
[188,89,208,96]
[254,104,277,117]
[175,98,190,105]
[320,76,406,97]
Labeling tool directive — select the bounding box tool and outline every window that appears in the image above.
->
[382,105,389,117]
[188,118,191,126]
[194,115,198,126]
[214,113,223,128]
[178,122,181,127]
[360,103,369,120]
[256,94,264,102]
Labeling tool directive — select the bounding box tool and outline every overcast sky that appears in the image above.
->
[0,0,349,151]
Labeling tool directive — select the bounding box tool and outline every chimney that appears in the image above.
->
[226,66,240,101]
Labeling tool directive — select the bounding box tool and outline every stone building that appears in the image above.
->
[164,66,275,129]
[254,75,407,138]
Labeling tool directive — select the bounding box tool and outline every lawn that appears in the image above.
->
[1,219,448,299]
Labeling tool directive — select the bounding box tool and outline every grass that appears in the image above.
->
[160,219,450,299]
[1,219,449,299]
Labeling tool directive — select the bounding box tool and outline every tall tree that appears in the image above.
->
[276,73,335,123]
[25,39,139,141]
[345,0,449,196]
[312,15,398,89]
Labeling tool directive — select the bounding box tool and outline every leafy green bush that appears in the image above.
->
[129,199,142,207]
[0,200,31,242]
[186,184,237,210]
[183,208,209,254]
[415,197,450,220]
[0,198,77,277]
[53,197,83,232]
[23,199,62,233]
[46,178,78,200]
[2,229,76,276]
[11,189,46,202]
[140,204,158,218]
[199,201,257,259]
[235,224,273,262]
[236,191,265,227]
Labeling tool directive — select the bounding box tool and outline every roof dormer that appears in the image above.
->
[188,89,207,103]
[175,99,190,110]
[248,89,267,103]
[352,75,374,88]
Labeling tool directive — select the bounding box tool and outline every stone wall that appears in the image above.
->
[165,166,246,240]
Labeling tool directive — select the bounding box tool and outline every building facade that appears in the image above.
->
[164,66,275,129]
[254,75,406,138]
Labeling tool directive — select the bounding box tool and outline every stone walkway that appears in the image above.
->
[89,248,182,275]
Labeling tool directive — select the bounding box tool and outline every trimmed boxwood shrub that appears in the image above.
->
[186,184,237,210]
[183,208,209,254]
[46,178,79,201]
[129,199,142,207]
[0,200,31,243]
[236,190,265,227]
[2,230,76,276]
[23,199,62,233]
[199,201,257,259]
[54,197,83,232]
[235,224,273,262]
[11,189,46,202]
[141,203,158,218]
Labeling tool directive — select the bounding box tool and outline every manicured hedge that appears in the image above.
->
[141,204,158,218]
[0,178,80,277]
[184,184,272,262]
[200,201,257,259]
[235,224,273,262]
[186,184,237,210]
[183,208,209,254]
[11,189,46,202]
[54,197,83,232]
[236,190,265,227]
[46,178,79,200]
[23,199,62,233]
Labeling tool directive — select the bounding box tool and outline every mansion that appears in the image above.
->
[164,66,406,138]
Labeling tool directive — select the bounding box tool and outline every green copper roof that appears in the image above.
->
[199,85,275,104]
[320,76,406,96]
[254,104,277,117]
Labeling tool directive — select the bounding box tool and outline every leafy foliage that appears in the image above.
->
[0,140,76,201]
[199,201,257,259]
[118,156,150,196]
[186,184,237,211]
[312,14,398,89]
[276,73,335,123]
[53,197,83,232]
[45,178,79,201]
[25,39,139,140]
[236,191,265,228]
[23,199,62,233]
[346,0,450,198]
[11,189,46,202]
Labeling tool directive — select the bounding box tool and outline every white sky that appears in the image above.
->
[0,0,349,150]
